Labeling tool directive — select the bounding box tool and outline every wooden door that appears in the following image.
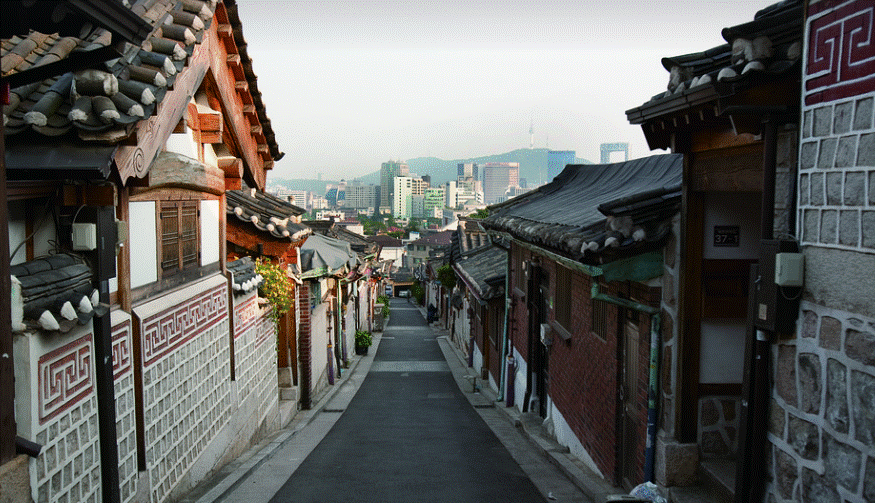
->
[620,317,640,488]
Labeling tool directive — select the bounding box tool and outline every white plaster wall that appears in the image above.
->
[200,199,220,266]
[164,131,199,159]
[550,401,605,479]
[129,201,157,288]
[310,303,330,398]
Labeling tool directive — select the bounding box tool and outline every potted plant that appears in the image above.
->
[355,330,372,355]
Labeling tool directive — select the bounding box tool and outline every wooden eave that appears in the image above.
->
[226,219,304,262]
[208,1,268,189]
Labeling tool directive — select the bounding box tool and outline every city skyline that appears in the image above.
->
[236,0,776,180]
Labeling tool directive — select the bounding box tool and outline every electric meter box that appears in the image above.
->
[775,252,804,287]
[755,240,802,334]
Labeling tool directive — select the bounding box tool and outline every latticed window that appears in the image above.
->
[161,201,199,273]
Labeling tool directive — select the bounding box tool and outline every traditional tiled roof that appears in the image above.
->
[368,234,404,248]
[482,154,683,264]
[227,188,310,241]
[2,0,281,175]
[410,230,454,248]
[3,0,213,138]
[227,256,261,295]
[450,218,491,263]
[452,245,506,302]
[625,0,803,149]
[306,221,379,257]
[10,253,103,332]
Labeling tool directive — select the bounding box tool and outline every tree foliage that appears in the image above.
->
[255,258,294,323]
[437,264,456,290]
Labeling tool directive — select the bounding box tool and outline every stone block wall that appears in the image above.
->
[768,2,875,501]
[767,304,875,502]
[13,326,101,503]
[133,275,231,503]
[697,396,739,459]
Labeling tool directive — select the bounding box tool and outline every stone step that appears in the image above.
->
[699,459,734,503]
[279,385,298,402]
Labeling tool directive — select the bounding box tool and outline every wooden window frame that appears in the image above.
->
[159,200,201,277]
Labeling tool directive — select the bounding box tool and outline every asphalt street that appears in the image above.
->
[190,298,590,503]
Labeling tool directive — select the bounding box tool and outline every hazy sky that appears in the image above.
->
[235,0,777,180]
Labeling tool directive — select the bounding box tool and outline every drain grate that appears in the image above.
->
[473,404,495,409]
[322,408,345,413]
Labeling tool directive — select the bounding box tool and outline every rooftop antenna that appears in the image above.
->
[529,114,534,150]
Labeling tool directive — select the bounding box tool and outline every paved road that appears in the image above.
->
[269,299,546,502]
[194,298,591,503]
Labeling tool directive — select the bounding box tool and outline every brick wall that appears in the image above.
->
[298,281,312,409]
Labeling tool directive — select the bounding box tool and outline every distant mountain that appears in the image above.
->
[267,148,592,194]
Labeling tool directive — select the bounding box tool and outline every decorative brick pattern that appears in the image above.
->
[30,331,101,503]
[38,334,93,425]
[112,317,138,503]
[233,291,277,420]
[140,283,227,366]
[138,281,231,503]
[805,1,875,106]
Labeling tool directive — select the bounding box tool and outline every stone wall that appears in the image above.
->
[765,3,875,501]
[767,304,875,502]
[133,275,231,503]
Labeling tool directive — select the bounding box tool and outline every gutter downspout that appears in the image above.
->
[591,280,661,483]
[497,257,510,402]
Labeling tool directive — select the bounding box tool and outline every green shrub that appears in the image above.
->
[355,330,372,347]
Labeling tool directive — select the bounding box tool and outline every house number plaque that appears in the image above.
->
[713,225,740,247]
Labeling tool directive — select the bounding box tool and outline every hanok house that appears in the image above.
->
[297,233,360,409]
[226,186,310,418]
[450,234,507,393]
[3,0,285,501]
[305,219,382,377]
[626,1,875,502]
[481,153,683,489]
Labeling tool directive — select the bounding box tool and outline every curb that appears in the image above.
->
[181,327,385,503]
[429,315,621,503]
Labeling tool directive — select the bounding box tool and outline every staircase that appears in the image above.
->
[667,460,734,503]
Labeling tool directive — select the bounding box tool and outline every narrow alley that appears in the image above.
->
[184,298,590,503]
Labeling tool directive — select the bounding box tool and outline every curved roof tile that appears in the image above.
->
[227,188,311,241]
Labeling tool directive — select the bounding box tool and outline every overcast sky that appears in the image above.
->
[235,0,776,180]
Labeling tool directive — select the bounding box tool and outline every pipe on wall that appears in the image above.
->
[590,282,661,483]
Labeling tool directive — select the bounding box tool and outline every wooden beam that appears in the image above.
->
[217,24,232,39]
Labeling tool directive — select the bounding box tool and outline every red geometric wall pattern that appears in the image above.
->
[805,0,875,105]
[141,283,228,367]
[112,319,132,380]
[39,334,93,424]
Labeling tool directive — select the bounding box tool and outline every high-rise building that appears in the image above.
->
[380,160,409,211]
[393,176,413,219]
[481,162,519,205]
[285,190,309,210]
[424,187,445,218]
[547,150,576,181]
[457,162,478,181]
[343,182,380,210]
